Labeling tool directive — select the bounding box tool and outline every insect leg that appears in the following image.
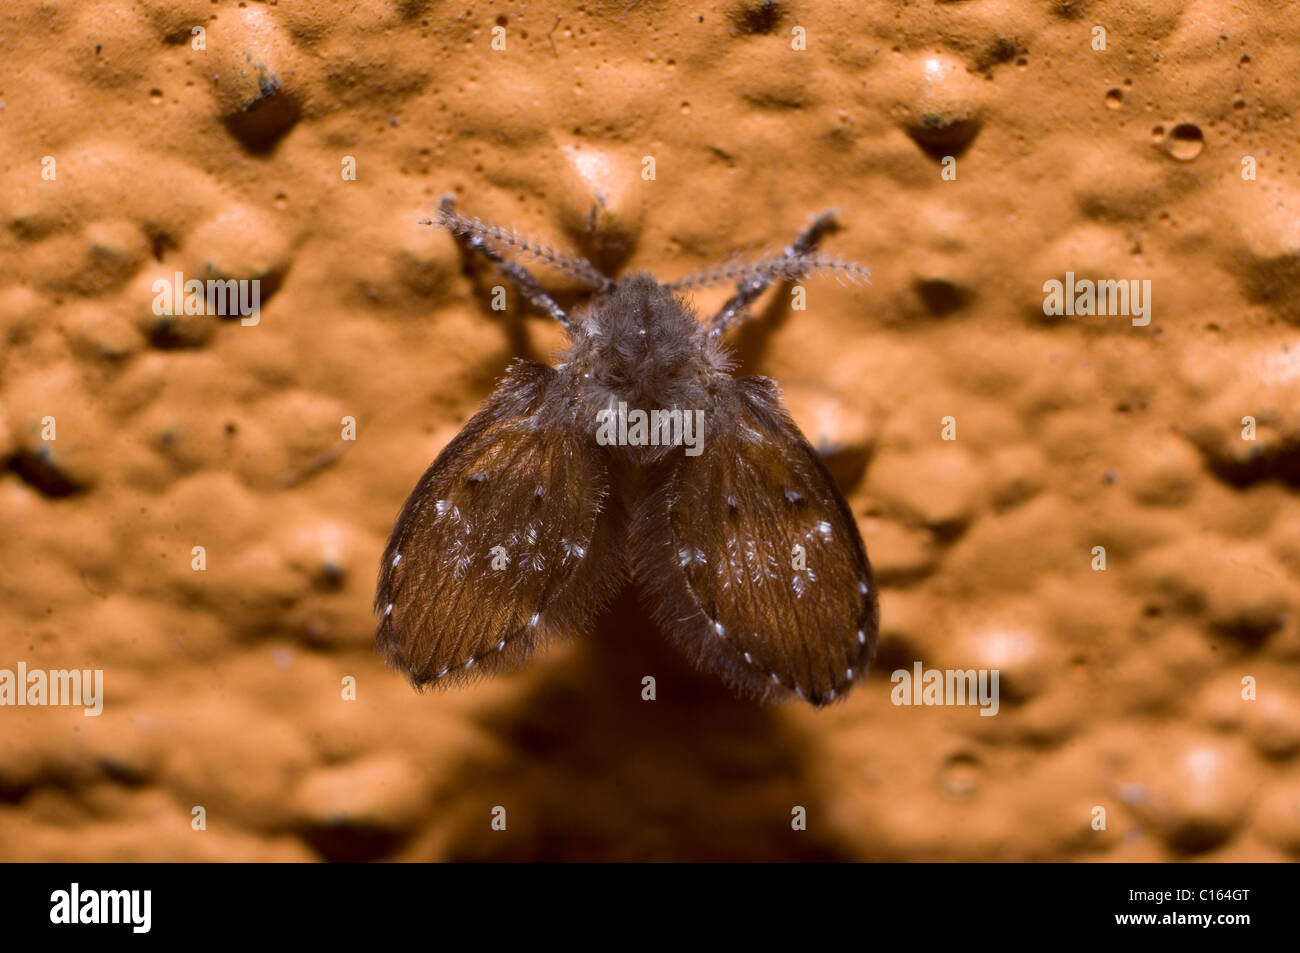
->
[432,196,576,329]
[708,210,840,337]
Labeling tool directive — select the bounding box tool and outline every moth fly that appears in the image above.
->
[375,196,878,706]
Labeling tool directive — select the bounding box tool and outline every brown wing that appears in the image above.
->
[632,376,877,706]
[375,360,620,687]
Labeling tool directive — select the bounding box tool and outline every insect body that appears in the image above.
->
[375,197,877,706]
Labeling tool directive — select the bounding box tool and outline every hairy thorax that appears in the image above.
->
[561,274,731,426]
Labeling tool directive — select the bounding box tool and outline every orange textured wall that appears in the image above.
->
[1,0,1298,861]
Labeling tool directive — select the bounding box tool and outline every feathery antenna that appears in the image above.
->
[666,254,870,293]
[424,201,614,293]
